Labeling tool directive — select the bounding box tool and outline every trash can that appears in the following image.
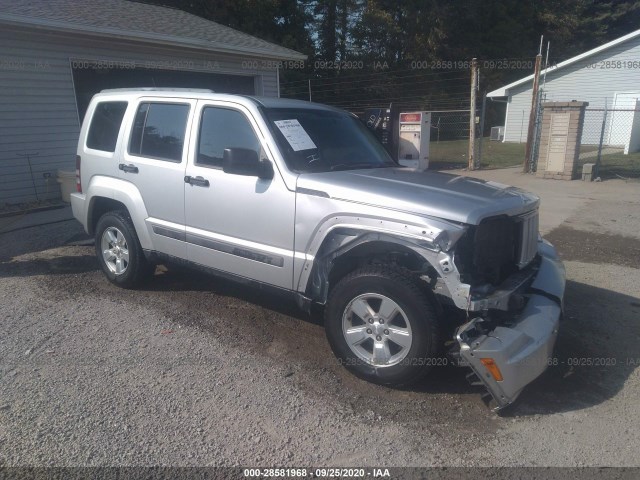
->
[57,170,76,203]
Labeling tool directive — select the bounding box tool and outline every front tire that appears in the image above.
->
[324,266,442,386]
[95,211,152,289]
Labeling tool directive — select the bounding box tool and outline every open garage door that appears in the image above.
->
[72,65,256,121]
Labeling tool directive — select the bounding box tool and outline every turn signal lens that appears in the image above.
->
[480,358,504,382]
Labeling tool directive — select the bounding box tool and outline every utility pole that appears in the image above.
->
[308,79,312,102]
[468,58,478,170]
[524,38,543,172]
[529,41,551,173]
[595,98,608,178]
[477,92,487,169]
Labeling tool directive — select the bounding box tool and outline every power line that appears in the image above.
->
[285,89,472,102]
[314,98,471,108]
[326,101,472,110]
[282,68,470,87]
[282,81,471,97]
[282,78,470,94]
[281,57,538,87]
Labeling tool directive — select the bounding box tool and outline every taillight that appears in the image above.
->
[76,155,82,192]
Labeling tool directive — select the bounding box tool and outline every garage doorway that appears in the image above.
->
[71,65,256,121]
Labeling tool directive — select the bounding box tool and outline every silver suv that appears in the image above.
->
[71,88,565,410]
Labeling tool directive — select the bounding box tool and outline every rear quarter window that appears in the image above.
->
[86,101,128,152]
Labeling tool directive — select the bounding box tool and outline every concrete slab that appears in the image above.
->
[0,206,74,234]
[449,167,640,235]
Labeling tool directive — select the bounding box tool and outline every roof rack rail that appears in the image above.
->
[100,87,215,93]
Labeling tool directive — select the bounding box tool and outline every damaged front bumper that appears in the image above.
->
[456,239,565,410]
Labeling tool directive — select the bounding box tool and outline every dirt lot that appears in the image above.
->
[1,171,639,467]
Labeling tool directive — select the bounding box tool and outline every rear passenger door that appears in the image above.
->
[119,97,196,259]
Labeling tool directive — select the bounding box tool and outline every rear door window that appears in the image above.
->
[129,102,190,162]
[86,101,128,152]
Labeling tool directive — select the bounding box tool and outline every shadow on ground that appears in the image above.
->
[0,219,87,262]
[108,263,640,418]
[145,264,319,324]
[545,226,640,269]
[0,254,98,277]
[137,265,640,417]
[503,278,640,416]
[7,228,638,420]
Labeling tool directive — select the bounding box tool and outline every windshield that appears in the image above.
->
[263,107,397,173]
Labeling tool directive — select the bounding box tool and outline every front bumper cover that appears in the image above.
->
[456,239,565,410]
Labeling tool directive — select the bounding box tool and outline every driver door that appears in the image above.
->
[184,101,296,289]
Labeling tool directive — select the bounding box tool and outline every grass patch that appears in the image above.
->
[429,138,524,170]
[593,150,640,178]
[429,139,640,177]
[480,140,526,169]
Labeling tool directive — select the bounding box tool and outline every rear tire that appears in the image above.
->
[95,211,153,289]
[324,266,442,386]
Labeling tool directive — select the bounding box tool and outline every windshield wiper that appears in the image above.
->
[329,162,392,171]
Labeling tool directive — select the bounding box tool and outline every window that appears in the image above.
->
[129,103,190,162]
[264,108,396,173]
[197,107,261,167]
[86,101,128,152]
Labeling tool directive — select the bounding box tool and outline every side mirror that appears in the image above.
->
[222,148,273,180]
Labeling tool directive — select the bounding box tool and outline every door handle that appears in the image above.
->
[184,175,210,187]
[119,163,138,174]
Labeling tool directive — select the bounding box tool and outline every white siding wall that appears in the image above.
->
[503,35,640,143]
[0,26,280,205]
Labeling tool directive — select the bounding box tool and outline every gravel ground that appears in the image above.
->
[1,175,639,468]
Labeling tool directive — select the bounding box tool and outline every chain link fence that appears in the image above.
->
[280,68,475,169]
[579,107,640,179]
[526,100,640,179]
[428,110,472,168]
[278,60,551,172]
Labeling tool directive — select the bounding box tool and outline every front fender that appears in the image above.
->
[295,213,468,303]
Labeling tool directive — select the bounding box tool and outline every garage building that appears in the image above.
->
[0,0,305,206]
[488,29,640,145]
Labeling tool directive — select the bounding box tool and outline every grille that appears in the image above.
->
[455,211,540,286]
[471,216,518,285]
[516,210,539,268]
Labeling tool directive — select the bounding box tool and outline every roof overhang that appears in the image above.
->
[0,13,307,62]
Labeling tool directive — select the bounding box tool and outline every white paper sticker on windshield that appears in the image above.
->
[274,119,317,151]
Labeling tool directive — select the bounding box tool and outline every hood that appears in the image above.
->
[296,168,539,225]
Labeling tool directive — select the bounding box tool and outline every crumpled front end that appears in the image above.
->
[456,239,565,410]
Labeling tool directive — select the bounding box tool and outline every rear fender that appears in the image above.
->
[86,176,153,250]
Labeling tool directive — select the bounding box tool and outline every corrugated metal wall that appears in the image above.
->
[503,35,640,142]
[0,25,279,206]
